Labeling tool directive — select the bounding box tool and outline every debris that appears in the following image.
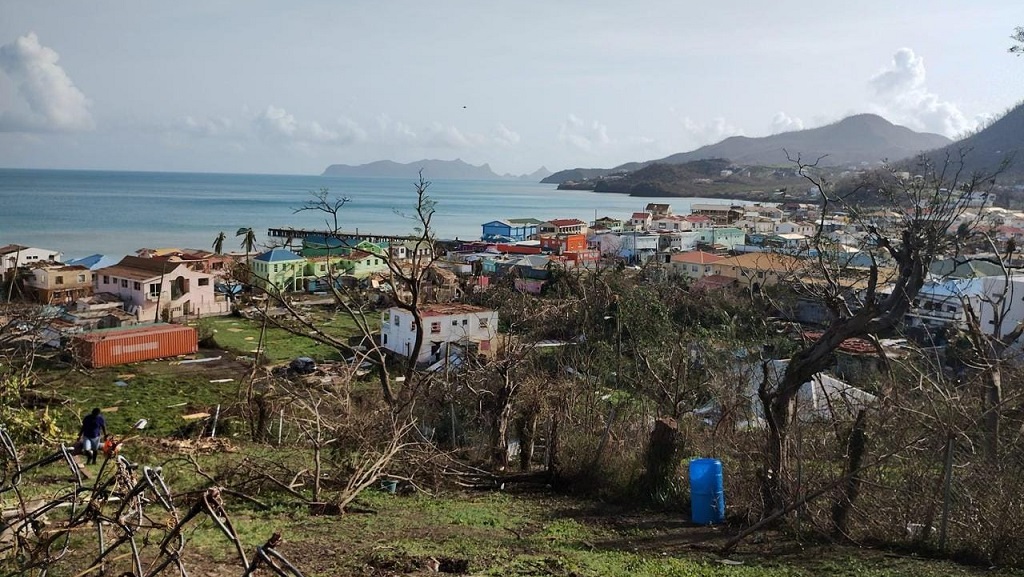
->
[133,419,148,430]
[181,412,211,421]
[102,406,119,413]
[209,378,234,383]
[166,402,188,408]
[178,356,222,365]
[114,380,129,387]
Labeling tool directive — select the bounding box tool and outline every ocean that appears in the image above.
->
[0,168,735,258]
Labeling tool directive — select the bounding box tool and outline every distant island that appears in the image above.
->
[322,159,551,181]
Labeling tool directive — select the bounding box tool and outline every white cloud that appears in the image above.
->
[422,122,481,148]
[376,113,418,145]
[178,115,233,137]
[558,114,611,152]
[770,111,804,134]
[252,105,364,146]
[493,123,520,146]
[673,113,744,147]
[0,32,94,132]
[868,48,975,137]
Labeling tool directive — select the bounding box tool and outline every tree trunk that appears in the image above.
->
[546,415,561,486]
[831,409,867,538]
[517,410,538,471]
[490,371,516,471]
[982,367,1002,461]
[642,417,680,502]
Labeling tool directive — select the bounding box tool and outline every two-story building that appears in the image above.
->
[380,303,499,365]
[93,256,229,321]
[539,218,588,236]
[249,248,306,293]
[24,263,93,305]
[481,218,542,242]
[1,244,62,277]
[667,251,724,281]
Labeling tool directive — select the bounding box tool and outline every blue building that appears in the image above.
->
[481,218,542,242]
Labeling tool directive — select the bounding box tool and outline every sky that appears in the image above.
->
[0,1,1020,176]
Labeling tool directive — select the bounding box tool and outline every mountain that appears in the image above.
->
[513,166,553,181]
[659,114,951,168]
[543,114,952,184]
[541,168,620,184]
[920,102,1024,178]
[322,158,545,180]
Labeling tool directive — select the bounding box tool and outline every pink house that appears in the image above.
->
[93,256,231,322]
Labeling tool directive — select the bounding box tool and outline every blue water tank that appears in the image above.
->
[689,458,725,525]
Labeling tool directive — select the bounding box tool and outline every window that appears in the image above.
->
[78,274,86,283]
[394,317,400,327]
[103,275,109,284]
[479,317,489,328]
[462,319,468,326]
[149,283,160,297]
[430,322,441,334]
[198,278,209,286]
[55,275,64,285]
[133,282,141,290]
[121,279,128,288]
[452,320,458,326]
[320,264,326,272]
[273,264,279,272]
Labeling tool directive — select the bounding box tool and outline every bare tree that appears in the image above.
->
[759,151,1003,513]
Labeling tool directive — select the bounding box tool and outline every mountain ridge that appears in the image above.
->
[322,158,550,181]
[542,113,952,184]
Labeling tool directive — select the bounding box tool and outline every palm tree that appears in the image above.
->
[212,231,226,255]
[236,227,257,283]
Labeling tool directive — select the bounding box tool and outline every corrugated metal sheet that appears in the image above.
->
[72,324,198,368]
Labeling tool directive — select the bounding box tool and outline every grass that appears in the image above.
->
[196,311,373,363]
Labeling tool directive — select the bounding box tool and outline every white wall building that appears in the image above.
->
[381,303,499,365]
[1,244,63,275]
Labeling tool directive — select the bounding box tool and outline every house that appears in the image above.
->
[690,204,744,225]
[775,221,817,236]
[628,212,652,231]
[380,303,499,365]
[711,252,806,291]
[667,251,723,281]
[650,215,691,232]
[607,233,660,263]
[23,263,93,305]
[684,215,713,230]
[696,227,746,250]
[334,249,389,279]
[249,248,306,292]
[538,234,586,255]
[93,256,229,321]
[645,203,672,218]
[592,216,624,233]
[905,275,1024,340]
[481,218,542,242]
[0,244,62,276]
[538,218,588,236]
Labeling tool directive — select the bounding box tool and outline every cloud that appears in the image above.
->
[178,115,233,137]
[558,114,611,152]
[0,32,94,132]
[422,122,481,148]
[493,123,520,146]
[252,105,364,146]
[868,48,974,137]
[673,113,744,147]
[770,111,804,134]
[376,114,418,145]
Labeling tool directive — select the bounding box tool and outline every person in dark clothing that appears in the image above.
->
[79,408,107,464]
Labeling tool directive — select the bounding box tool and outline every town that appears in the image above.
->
[1,187,1015,365]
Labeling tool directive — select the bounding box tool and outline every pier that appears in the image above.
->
[267,228,424,245]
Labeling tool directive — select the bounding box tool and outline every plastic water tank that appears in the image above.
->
[689,458,725,525]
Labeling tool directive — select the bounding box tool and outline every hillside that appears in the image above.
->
[544,114,952,184]
[921,102,1024,179]
[323,158,546,180]
[562,158,809,199]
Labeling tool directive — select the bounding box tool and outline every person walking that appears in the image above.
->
[79,408,107,465]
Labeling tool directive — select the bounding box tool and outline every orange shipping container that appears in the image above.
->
[71,324,198,368]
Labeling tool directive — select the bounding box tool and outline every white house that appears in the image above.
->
[905,275,1024,338]
[380,303,499,365]
[1,244,63,275]
[775,221,817,236]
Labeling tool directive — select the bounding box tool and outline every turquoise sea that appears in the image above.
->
[0,168,733,258]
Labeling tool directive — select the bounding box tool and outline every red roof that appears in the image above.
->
[670,250,724,265]
[692,274,736,291]
[685,215,712,222]
[631,212,651,220]
[548,218,585,227]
